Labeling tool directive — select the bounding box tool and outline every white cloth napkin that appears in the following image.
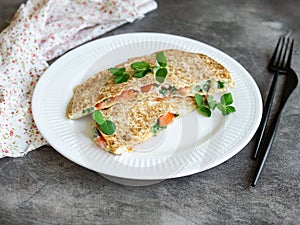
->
[0,0,157,158]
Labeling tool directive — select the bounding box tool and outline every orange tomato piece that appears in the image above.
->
[94,135,107,148]
[115,90,135,101]
[159,112,175,127]
[178,87,191,96]
[141,84,155,93]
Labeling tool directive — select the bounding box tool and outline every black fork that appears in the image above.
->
[252,36,293,160]
[251,37,296,187]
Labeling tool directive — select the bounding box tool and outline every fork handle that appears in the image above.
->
[252,71,279,159]
[251,69,296,187]
[251,107,282,187]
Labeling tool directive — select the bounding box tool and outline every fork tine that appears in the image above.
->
[286,38,294,68]
[275,36,285,67]
[268,36,283,70]
[280,38,289,68]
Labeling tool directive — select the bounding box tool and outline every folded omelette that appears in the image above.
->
[92,97,197,154]
[67,49,234,119]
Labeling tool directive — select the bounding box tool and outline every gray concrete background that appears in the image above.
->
[1,0,300,224]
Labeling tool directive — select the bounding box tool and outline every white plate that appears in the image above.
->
[32,32,262,180]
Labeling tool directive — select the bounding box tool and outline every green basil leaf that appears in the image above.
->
[155,67,168,83]
[156,52,167,67]
[194,94,204,106]
[131,62,150,71]
[217,103,227,115]
[217,81,225,89]
[221,93,233,105]
[225,106,236,115]
[109,67,126,76]
[114,73,130,84]
[198,106,211,117]
[133,68,151,78]
[100,120,116,135]
[93,110,105,125]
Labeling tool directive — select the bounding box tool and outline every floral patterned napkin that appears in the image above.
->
[0,0,157,158]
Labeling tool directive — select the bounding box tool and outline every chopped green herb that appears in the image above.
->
[131,62,150,71]
[154,52,168,83]
[195,93,204,106]
[155,67,168,83]
[99,120,116,135]
[93,110,105,125]
[195,94,211,117]
[217,103,226,115]
[109,67,125,76]
[156,52,167,67]
[159,88,169,96]
[150,123,166,135]
[217,81,225,89]
[92,111,116,135]
[194,93,236,117]
[221,93,233,105]
[133,69,151,78]
[131,62,151,78]
[109,68,130,84]
[217,93,236,116]
[109,51,169,84]
[82,107,94,115]
[114,73,130,84]
[225,105,236,114]
[198,106,211,117]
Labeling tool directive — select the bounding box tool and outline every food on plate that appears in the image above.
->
[67,49,236,155]
[92,97,197,155]
[67,49,234,119]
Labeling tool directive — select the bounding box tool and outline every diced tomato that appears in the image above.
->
[154,97,168,101]
[95,90,134,109]
[178,87,191,96]
[95,102,103,109]
[115,90,135,101]
[159,112,175,127]
[141,84,155,93]
[94,135,107,148]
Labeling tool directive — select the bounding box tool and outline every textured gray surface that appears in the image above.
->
[1,0,300,224]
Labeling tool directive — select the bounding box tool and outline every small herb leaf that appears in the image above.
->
[195,94,204,106]
[159,88,169,96]
[155,67,168,83]
[225,106,236,115]
[114,73,130,84]
[217,81,225,89]
[100,120,116,135]
[156,52,167,67]
[217,103,226,115]
[133,69,151,78]
[109,68,125,76]
[198,106,211,117]
[109,67,130,84]
[131,62,150,71]
[93,110,105,125]
[221,93,233,105]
